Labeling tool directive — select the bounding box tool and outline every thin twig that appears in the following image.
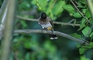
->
[14,29,89,45]
[16,15,80,26]
[70,0,90,23]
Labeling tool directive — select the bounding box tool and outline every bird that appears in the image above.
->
[38,12,58,40]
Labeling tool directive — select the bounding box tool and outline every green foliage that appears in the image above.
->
[63,5,75,15]
[0,0,93,60]
[79,42,93,55]
[72,33,82,39]
[80,56,90,60]
[82,26,92,37]
[32,0,65,20]
[79,18,86,30]
[52,1,65,16]
[11,0,93,60]
[73,12,82,18]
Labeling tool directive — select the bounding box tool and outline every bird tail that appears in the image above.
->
[50,34,58,40]
[47,27,58,40]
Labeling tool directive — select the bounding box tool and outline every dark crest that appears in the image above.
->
[41,12,47,19]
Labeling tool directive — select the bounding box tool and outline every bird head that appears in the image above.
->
[40,12,47,19]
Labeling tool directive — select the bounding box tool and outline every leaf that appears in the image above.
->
[46,0,54,14]
[82,26,92,37]
[31,0,37,4]
[53,1,65,15]
[85,9,91,18]
[82,9,87,14]
[90,32,93,37]
[24,40,31,49]
[63,5,75,14]
[38,0,47,10]
[73,12,82,18]
[19,1,30,10]
[79,0,86,4]
[20,20,28,28]
[72,33,81,39]
[78,18,86,30]
[79,47,87,54]
[80,56,90,60]
[79,45,90,54]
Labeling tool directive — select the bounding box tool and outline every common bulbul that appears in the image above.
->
[38,12,58,39]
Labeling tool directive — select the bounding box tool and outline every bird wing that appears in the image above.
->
[47,17,54,27]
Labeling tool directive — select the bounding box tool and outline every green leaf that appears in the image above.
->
[73,12,82,18]
[80,56,90,60]
[53,1,65,15]
[63,5,75,14]
[79,0,86,4]
[46,0,54,14]
[90,32,93,37]
[78,18,86,30]
[85,9,91,18]
[19,1,30,10]
[72,33,81,39]
[24,41,31,49]
[82,9,87,14]
[20,20,28,28]
[79,47,87,54]
[82,26,92,37]
[38,0,47,11]
[31,0,37,4]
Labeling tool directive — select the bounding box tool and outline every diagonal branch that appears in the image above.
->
[16,15,80,26]
[70,0,90,23]
[14,29,89,45]
[86,0,93,23]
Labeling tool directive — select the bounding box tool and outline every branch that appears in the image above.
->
[70,0,90,23]
[14,29,89,45]
[86,0,93,23]
[1,0,16,60]
[16,15,80,26]
[0,0,8,40]
[0,0,8,23]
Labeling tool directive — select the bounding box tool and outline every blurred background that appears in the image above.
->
[0,0,93,60]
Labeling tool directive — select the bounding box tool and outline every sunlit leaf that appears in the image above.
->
[53,1,65,15]
[63,5,75,14]
[37,0,47,10]
[82,26,92,37]
[73,12,82,18]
